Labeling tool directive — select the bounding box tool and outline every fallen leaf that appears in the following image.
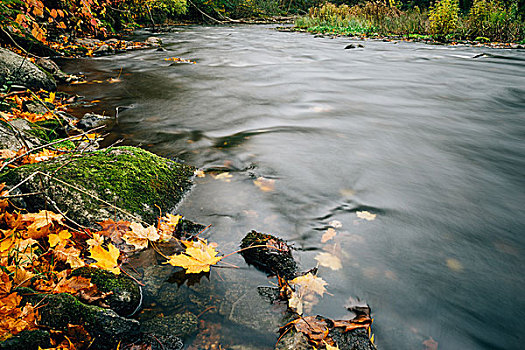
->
[54,243,85,269]
[288,291,303,315]
[212,172,232,182]
[165,239,221,274]
[356,211,376,221]
[123,222,159,250]
[194,169,205,178]
[329,220,342,228]
[315,252,342,270]
[86,233,104,247]
[321,228,337,243]
[290,272,328,297]
[158,214,181,242]
[253,177,275,192]
[48,229,71,247]
[89,243,120,274]
[324,341,340,350]
[446,258,463,272]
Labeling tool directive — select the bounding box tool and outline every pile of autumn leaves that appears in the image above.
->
[0,180,224,345]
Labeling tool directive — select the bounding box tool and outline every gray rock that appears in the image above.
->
[75,37,102,46]
[94,44,115,55]
[77,112,111,130]
[105,38,120,45]
[0,146,195,228]
[0,47,56,91]
[36,57,70,83]
[0,118,41,150]
[22,100,54,114]
[145,36,162,46]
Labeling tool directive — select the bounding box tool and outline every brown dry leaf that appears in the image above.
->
[9,267,34,288]
[97,219,130,242]
[158,214,181,242]
[165,239,221,274]
[315,252,342,270]
[253,177,275,192]
[54,276,93,294]
[23,210,64,239]
[332,315,372,332]
[0,149,17,159]
[123,222,159,250]
[288,291,303,315]
[0,271,12,296]
[54,242,85,269]
[356,211,376,221]
[89,243,120,274]
[290,316,330,345]
[321,228,337,243]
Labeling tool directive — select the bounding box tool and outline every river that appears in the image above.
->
[59,25,525,350]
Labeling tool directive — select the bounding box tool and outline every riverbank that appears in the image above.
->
[291,1,525,49]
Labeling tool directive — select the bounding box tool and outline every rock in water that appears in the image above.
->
[240,230,298,279]
[0,47,56,91]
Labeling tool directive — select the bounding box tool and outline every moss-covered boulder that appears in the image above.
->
[0,146,195,227]
[71,266,141,317]
[18,288,140,349]
[0,47,56,91]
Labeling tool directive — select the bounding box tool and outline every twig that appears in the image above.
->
[0,125,105,172]
[187,0,224,23]
[119,267,145,286]
[196,306,216,318]
[0,191,42,198]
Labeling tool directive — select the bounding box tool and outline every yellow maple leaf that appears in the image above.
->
[89,243,120,274]
[54,242,85,269]
[48,230,71,248]
[123,222,159,250]
[164,239,221,274]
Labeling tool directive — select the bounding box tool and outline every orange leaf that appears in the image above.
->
[89,243,120,274]
[164,239,221,274]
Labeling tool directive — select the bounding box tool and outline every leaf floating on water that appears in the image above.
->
[123,222,159,250]
[212,172,233,182]
[194,169,206,178]
[321,228,337,243]
[288,291,303,315]
[315,252,342,270]
[290,272,328,297]
[165,239,221,274]
[253,177,275,192]
[446,258,463,272]
[423,336,439,350]
[329,220,342,228]
[356,211,376,221]
[339,188,355,197]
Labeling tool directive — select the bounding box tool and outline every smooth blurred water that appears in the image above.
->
[59,25,525,349]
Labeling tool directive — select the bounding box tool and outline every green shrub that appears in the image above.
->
[466,0,523,41]
[428,0,460,35]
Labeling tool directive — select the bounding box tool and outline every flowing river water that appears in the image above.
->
[59,25,524,350]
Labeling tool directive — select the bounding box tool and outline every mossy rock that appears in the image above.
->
[28,118,67,142]
[71,266,142,317]
[18,288,140,350]
[0,330,51,350]
[240,230,298,280]
[0,146,195,228]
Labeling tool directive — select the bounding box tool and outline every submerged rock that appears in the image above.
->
[240,230,298,279]
[77,112,112,130]
[0,47,56,91]
[19,288,140,349]
[71,266,142,317]
[0,146,195,228]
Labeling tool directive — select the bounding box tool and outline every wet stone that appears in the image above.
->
[141,311,199,339]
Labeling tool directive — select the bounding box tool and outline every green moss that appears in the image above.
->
[28,118,66,142]
[0,146,195,227]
